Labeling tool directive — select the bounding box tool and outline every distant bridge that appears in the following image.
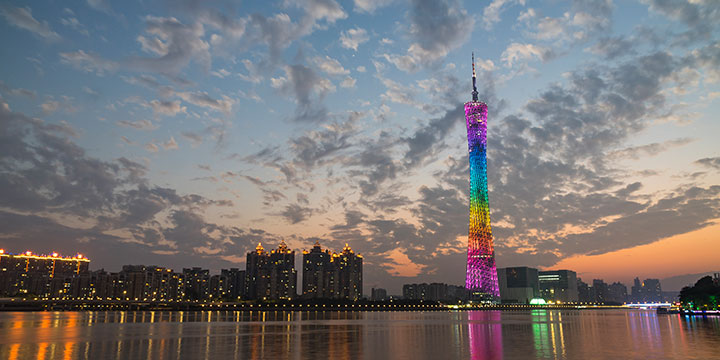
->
[624,303,672,308]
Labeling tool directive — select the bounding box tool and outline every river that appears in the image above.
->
[0,310,718,359]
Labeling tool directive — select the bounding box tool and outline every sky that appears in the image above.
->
[0,0,719,294]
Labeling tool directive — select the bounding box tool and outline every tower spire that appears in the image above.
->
[472,52,479,102]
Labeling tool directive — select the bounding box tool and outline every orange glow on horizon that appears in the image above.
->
[551,219,720,285]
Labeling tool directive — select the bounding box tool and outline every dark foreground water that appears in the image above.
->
[0,310,718,360]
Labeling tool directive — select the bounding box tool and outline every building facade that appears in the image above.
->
[497,267,539,304]
[332,244,363,300]
[0,250,90,298]
[245,242,297,300]
[244,243,270,300]
[608,282,628,304]
[117,265,184,301]
[301,242,363,300]
[371,288,388,301]
[539,270,578,303]
[269,241,297,300]
[402,283,469,302]
[302,241,333,298]
[221,268,245,300]
[183,267,209,301]
[631,278,663,303]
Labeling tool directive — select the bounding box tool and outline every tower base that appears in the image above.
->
[467,290,500,304]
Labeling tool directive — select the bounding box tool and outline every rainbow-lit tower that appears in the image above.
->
[464,53,500,298]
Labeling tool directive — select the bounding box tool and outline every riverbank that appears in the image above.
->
[0,298,628,312]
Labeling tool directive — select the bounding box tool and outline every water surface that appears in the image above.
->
[0,310,718,359]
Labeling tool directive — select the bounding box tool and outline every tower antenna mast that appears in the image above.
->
[472,52,479,101]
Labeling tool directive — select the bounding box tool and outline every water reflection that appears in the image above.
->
[0,310,718,359]
[530,310,567,359]
[468,311,502,360]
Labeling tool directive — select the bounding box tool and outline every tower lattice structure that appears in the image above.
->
[464,54,500,297]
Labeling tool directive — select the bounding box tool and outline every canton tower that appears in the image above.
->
[464,53,500,298]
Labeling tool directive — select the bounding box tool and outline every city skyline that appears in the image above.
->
[1,0,719,295]
[2,246,713,296]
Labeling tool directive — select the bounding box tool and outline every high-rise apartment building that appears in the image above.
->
[183,267,209,301]
[269,241,297,300]
[332,243,363,300]
[371,288,388,301]
[0,250,90,297]
[221,268,245,300]
[631,278,662,303]
[301,242,363,300]
[591,279,609,303]
[245,241,297,300]
[608,282,628,304]
[302,241,333,298]
[120,265,184,301]
[245,243,270,300]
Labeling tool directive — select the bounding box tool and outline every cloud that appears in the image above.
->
[210,68,231,78]
[116,119,157,131]
[587,36,637,60]
[483,0,524,30]
[501,43,553,67]
[695,157,720,170]
[40,97,77,115]
[60,17,89,36]
[128,16,211,75]
[305,46,720,282]
[313,55,350,75]
[516,0,614,48]
[340,27,369,51]
[0,5,61,41]
[402,104,464,168]
[609,138,695,160]
[291,119,356,170]
[175,91,234,114]
[182,132,203,147]
[40,101,60,114]
[86,0,114,14]
[161,136,179,150]
[0,81,36,99]
[0,97,264,273]
[245,0,346,58]
[353,0,396,13]
[145,143,159,152]
[238,59,263,84]
[60,50,118,76]
[280,203,314,224]
[271,64,335,122]
[149,99,187,116]
[385,0,474,72]
[642,0,720,44]
[292,0,347,24]
[341,76,356,88]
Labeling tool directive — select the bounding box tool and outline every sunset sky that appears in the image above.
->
[1,0,718,294]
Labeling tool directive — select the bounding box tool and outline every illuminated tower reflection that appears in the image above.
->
[467,311,503,360]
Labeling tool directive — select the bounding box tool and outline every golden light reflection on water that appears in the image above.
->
[0,310,718,360]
